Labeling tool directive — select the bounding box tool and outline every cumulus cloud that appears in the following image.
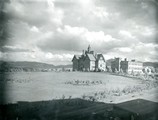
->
[5,0,63,27]
[1,45,30,52]
[117,47,133,53]
[37,25,120,53]
[0,0,157,64]
[1,49,73,65]
[106,42,158,62]
[119,30,136,39]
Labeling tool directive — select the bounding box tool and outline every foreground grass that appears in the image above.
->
[1,98,158,120]
[0,99,113,120]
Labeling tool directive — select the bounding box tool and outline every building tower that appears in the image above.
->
[88,45,91,53]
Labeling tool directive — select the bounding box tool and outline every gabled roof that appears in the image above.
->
[96,54,105,62]
[75,55,81,59]
[72,55,81,61]
[86,54,96,61]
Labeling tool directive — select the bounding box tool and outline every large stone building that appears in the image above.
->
[72,45,106,72]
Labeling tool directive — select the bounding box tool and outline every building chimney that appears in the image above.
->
[83,50,85,55]
[88,45,91,52]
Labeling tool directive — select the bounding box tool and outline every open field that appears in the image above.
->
[0,72,158,104]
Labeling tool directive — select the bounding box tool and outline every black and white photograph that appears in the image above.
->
[0,0,158,119]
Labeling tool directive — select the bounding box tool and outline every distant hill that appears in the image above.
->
[0,61,55,68]
[143,62,158,68]
[56,64,72,68]
[0,61,72,72]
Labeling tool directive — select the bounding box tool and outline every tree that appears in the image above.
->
[114,68,118,73]
[155,68,158,73]
[109,68,112,73]
[151,67,155,73]
[131,70,134,76]
[120,68,124,75]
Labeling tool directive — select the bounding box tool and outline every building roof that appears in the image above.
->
[96,54,105,62]
[72,55,81,61]
[75,55,81,59]
[86,54,96,61]
[114,99,158,115]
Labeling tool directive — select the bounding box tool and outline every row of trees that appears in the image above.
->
[0,67,72,72]
[107,66,157,75]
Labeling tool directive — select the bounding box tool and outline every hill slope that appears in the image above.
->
[143,62,158,68]
[0,61,72,72]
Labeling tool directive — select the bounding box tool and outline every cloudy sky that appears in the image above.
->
[0,0,158,65]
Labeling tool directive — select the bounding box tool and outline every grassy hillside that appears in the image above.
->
[143,62,158,68]
[0,99,113,120]
[0,61,72,72]
[1,98,157,120]
[0,61,55,69]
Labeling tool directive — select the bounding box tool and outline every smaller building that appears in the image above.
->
[120,59,143,74]
[111,57,122,72]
